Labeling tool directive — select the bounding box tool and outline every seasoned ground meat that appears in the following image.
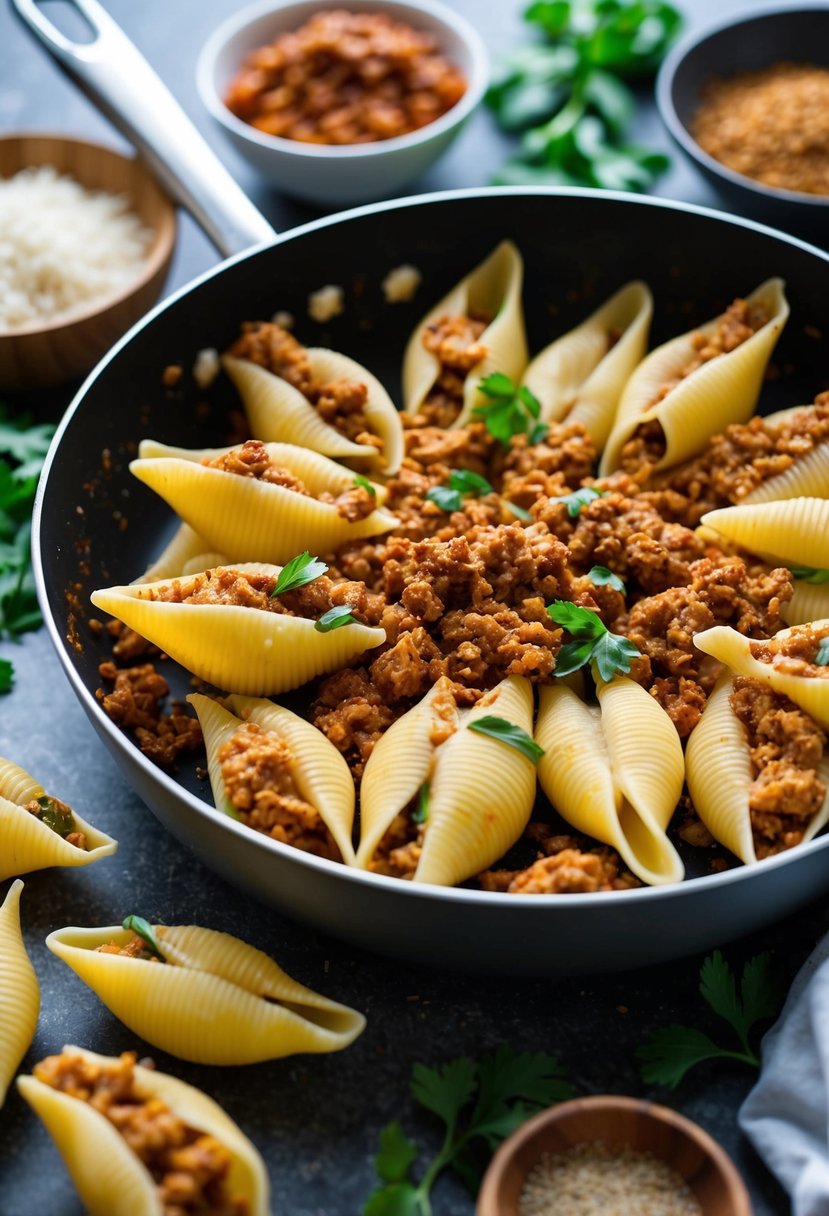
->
[479,831,640,894]
[498,423,598,507]
[311,667,398,780]
[24,794,86,851]
[218,721,340,860]
[97,662,203,768]
[367,802,424,878]
[33,1051,247,1216]
[751,620,829,678]
[97,933,162,961]
[416,314,488,427]
[729,676,827,857]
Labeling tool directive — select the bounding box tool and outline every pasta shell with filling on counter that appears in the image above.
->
[47,921,365,1064]
[0,881,39,1107]
[18,1045,271,1216]
[700,498,829,570]
[600,278,789,476]
[223,347,404,475]
[685,673,829,864]
[694,621,829,729]
[90,563,386,696]
[522,281,652,449]
[535,677,685,886]
[0,756,117,881]
[356,675,537,887]
[402,241,528,428]
[739,404,829,504]
[189,692,356,865]
[131,439,395,566]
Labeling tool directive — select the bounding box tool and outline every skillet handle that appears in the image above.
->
[10,0,277,257]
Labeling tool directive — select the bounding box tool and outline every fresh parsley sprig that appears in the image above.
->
[353,474,377,497]
[0,657,12,694]
[473,373,548,448]
[271,551,328,597]
[426,469,494,513]
[364,1046,573,1215]
[587,564,626,593]
[314,605,357,633]
[790,564,829,585]
[412,783,430,824]
[467,716,545,765]
[122,914,166,962]
[551,486,606,518]
[548,600,639,681]
[637,951,784,1089]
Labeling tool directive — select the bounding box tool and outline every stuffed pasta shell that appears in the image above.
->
[522,281,652,449]
[402,241,528,428]
[91,562,385,696]
[224,322,403,474]
[535,677,685,886]
[131,439,394,567]
[135,521,227,584]
[686,672,829,864]
[700,498,829,570]
[18,1046,271,1216]
[738,403,829,504]
[0,881,39,1107]
[600,278,789,476]
[189,692,356,864]
[47,918,365,1064]
[356,675,537,886]
[0,756,117,881]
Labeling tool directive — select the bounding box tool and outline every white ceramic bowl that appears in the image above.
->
[197,0,489,206]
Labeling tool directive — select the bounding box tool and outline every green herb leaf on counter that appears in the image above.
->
[426,468,494,513]
[587,564,626,593]
[0,657,13,694]
[271,551,328,596]
[548,600,640,681]
[815,637,829,667]
[353,474,377,497]
[637,950,784,1089]
[551,485,605,518]
[122,914,165,961]
[364,1046,573,1215]
[314,605,357,633]
[473,373,548,448]
[790,564,829,585]
[467,716,545,765]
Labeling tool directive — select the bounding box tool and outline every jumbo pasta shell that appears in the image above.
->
[0,881,39,1107]
[47,923,365,1064]
[701,499,829,569]
[90,564,385,696]
[742,407,829,504]
[783,580,829,627]
[190,692,356,864]
[131,441,394,566]
[18,1045,270,1216]
[0,757,117,881]
[600,278,789,475]
[535,680,684,886]
[402,241,528,427]
[523,281,652,448]
[694,622,829,728]
[135,522,226,584]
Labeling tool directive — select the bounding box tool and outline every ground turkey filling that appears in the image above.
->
[25,794,86,850]
[34,1051,248,1216]
[751,622,829,678]
[619,297,770,477]
[218,721,340,861]
[415,314,488,428]
[479,828,642,894]
[729,676,827,858]
[227,322,382,453]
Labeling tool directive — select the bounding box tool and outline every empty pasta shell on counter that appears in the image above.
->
[694,621,829,729]
[90,563,386,697]
[223,347,404,474]
[685,673,829,864]
[701,498,829,570]
[131,440,394,567]
[134,521,227,584]
[18,1045,271,1216]
[402,241,528,427]
[47,921,365,1064]
[189,692,356,865]
[522,280,653,449]
[0,756,117,881]
[600,278,789,476]
[0,882,39,1107]
[535,677,685,886]
[357,675,537,887]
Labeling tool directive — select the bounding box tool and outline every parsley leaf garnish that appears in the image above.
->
[547,600,639,681]
[587,565,625,593]
[122,914,165,961]
[505,501,533,522]
[551,486,605,518]
[353,474,377,497]
[363,1046,573,1214]
[815,637,829,666]
[791,564,829,585]
[473,373,549,448]
[412,783,430,824]
[467,715,544,765]
[271,551,328,596]
[426,469,494,513]
[637,951,784,1089]
[0,657,12,694]
[314,605,357,633]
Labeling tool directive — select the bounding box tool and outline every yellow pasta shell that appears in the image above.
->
[523,281,653,449]
[190,692,356,864]
[783,580,829,627]
[535,680,684,886]
[600,278,789,475]
[701,498,829,569]
[402,241,528,426]
[742,408,829,503]
[694,622,829,728]
[131,441,394,566]
[0,757,117,881]
[135,522,226,584]
[90,563,385,695]
[18,1045,271,1216]
[223,348,404,474]
[0,881,39,1107]
[47,923,365,1064]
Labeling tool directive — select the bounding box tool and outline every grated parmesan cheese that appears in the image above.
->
[382,263,422,303]
[0,165,152,330]
[307,284,344,323]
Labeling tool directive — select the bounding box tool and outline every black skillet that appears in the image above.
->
[16,0,829,975]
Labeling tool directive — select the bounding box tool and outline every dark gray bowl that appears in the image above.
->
[656,4,829,242]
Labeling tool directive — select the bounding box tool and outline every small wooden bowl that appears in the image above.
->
[477,1095,753,1216]
[0,134,176,391]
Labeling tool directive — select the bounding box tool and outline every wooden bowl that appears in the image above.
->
[0,134,176,391]
[477,1095,753,1216]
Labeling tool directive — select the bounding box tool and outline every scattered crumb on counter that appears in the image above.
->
[193,347,220,389]
[308,285,344,323]
[162,364,183,387]
[382,263,422,303]
[271,309,295,329]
